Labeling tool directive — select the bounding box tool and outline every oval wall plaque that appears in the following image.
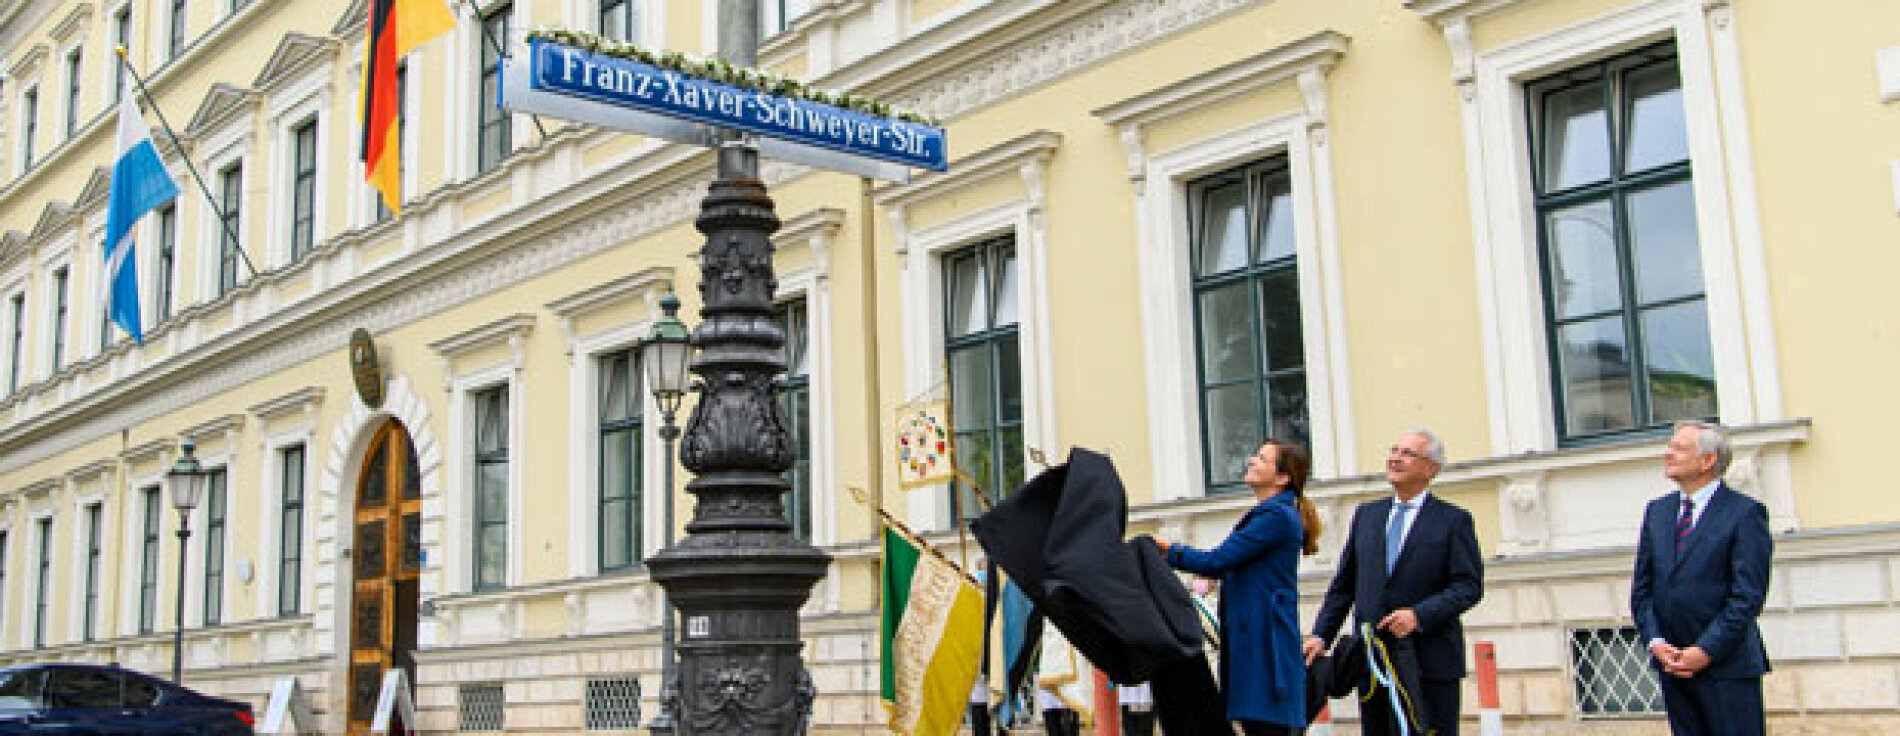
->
[350,328,385,409]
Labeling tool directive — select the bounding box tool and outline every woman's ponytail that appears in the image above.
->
[1267,440,1321,556]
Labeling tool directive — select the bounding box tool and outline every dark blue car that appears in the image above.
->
[0,663,254,735]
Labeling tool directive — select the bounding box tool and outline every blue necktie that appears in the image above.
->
[1385,501,1415,573]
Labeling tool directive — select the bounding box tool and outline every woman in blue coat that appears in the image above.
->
[1157,440,1321,735]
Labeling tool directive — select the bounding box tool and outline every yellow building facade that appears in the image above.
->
[2,0,1897,732]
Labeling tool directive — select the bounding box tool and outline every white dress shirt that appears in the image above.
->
[1386,489,1431,552]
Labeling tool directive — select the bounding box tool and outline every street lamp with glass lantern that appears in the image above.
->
[642,292,693,733]
[166,439,209,683]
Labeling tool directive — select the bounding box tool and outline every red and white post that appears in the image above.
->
[1474,641,1504,736]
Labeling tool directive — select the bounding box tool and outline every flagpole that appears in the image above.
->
[851,487,978,587]
[114,46,259,280]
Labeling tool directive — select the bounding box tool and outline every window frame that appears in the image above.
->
[110,5,132,104]
[48,266,69,372]
[63,46,83,139]
[939,236,1025,526]
[153,204,177,323]
[201,467,228,626]
[775,297,812,540]
[215,162,243,295]
[168,0,188,60]
[594,348,644,573]
[7,292,26,393]
[288,118,319,260]
[21,85,40,170]
[33,516,53,648]
[470,383,511,591]
[81,503,102,641]
[138,486,161,634]
[278,444,306,616]
[475,2,513,174]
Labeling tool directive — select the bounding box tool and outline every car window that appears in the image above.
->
[122,675,160,708]
[0,669,48,710]
[46,669,121,709]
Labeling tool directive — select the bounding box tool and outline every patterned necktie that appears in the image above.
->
[1385,501,1415,573]
[1675,496,1695,556]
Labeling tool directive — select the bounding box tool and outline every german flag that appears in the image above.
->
[361,0,454,216]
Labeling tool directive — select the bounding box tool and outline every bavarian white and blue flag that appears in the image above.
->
[103,94,179,345]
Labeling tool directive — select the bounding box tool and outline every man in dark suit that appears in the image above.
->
[1305,429,1484,735]
[1630,421,1772,736]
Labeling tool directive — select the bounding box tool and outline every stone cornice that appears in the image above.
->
[1090,30,1350,129]
[1403,0,1526,25]
[428,314,536,362]
[64,457,115,484]
[544,268,674,321]
[873,130,1061,210]
[8,43,48,79]
[248,387,326,423]
[251,33,339,93]
[19,477,59,499]
[120,437,178,466]
[184,83,260,139]
[49,3,94,45]
[181,413,246,443]
[773,208,846,249]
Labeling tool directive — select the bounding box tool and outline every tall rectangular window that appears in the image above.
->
[155,205,176,321]
[112,7,132,103]
[202,468,227,626]
[761,0,807,37]
[597,350,642,572]
[83,503,101,641]
[34,518,52,648]
[139,486,160,634]
[64,48,83,138]
[289,119,318,259]
[476,4,512,173]
[599,0,639,42]
[8,294,25,392]
[1189,158,1309,493]
[279,445,305,615]
[217,163,242,295]
[100,308,114,351]
[169,0,188,59]
[472,385,509,590]
[776,299,812,540]
[50,267,70,370]
[0,531,8,632]
[942,238,1023,523]
[1528,43,1713,443]
[22,87,38,169]
[375,64,407,222]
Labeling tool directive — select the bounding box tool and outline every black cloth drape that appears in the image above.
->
[973,448,1228,732]
[1305,630,1433,733]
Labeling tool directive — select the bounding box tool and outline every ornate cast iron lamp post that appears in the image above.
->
[166,440,209,683]
[643,293,694,734]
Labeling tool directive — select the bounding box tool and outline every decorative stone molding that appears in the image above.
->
[49,3,93,44]
[183,83,260,139]
[249,387,326,424]
[251,33,339,93]
[7,44,48,79]
[1496,470,1549,556]
[1092,30,1349,183]
[63,457,116,485]
[873,130,1060,212]
[773,208,845,280]
[120,437,177,466]
[544,268,673,358]
[426,314,535,388]
[1404,0,1527,25]
[182,413,246,444]
[19,477,59,499]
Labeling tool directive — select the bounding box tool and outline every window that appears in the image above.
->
[761,0,807,37]
[0,531,8,631]
[374,63,407,222]
[8,294,25,392]
[289,119,318,260]
[458,682,505,732]
[776,299,812,540]
[942,237,1023,523]
[22,86,38,169]
[50,267,69,370]
[202,468,226,626]
[216,162,242,295]
[597,350,642,572]
[472,385,508,589]
[65,48,83,138]
[1529,43,1713,443]
[34,518,52,648]
[46,668,120,709]
[112,7,131,103]
[584,676,641,730]
[1571,627,1663,715]
[155,205,176,321]
[599,0,639,42]
[169,0,188,59]
[0,669,46,708]
[278,445,305,615]
[138,486,160,634]
[1189,158,1309,492]
[230,0,250,12]
[83,503,101,641]
[100,309,113,351]
[476,4,512,173]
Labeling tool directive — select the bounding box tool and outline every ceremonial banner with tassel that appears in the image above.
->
[880,524,984,736]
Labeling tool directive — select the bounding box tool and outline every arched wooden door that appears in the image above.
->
[348,420,421,733]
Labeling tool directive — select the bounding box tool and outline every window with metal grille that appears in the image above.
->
[1527,42,1714,444]
[584,675,641,730]
[139,486,160,633]
[597,349,643,572]
[473,385,509,590]
[477,4,513,173]
[776,299,811,540]
[1571,626,1664,716]
[942,237,1023,526]
[458,683,505,732]
[203,468,227,625]
[1189,158,1310,493]
[217,163,243,295]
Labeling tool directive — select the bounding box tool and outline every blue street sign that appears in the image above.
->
[528,38,948,172]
